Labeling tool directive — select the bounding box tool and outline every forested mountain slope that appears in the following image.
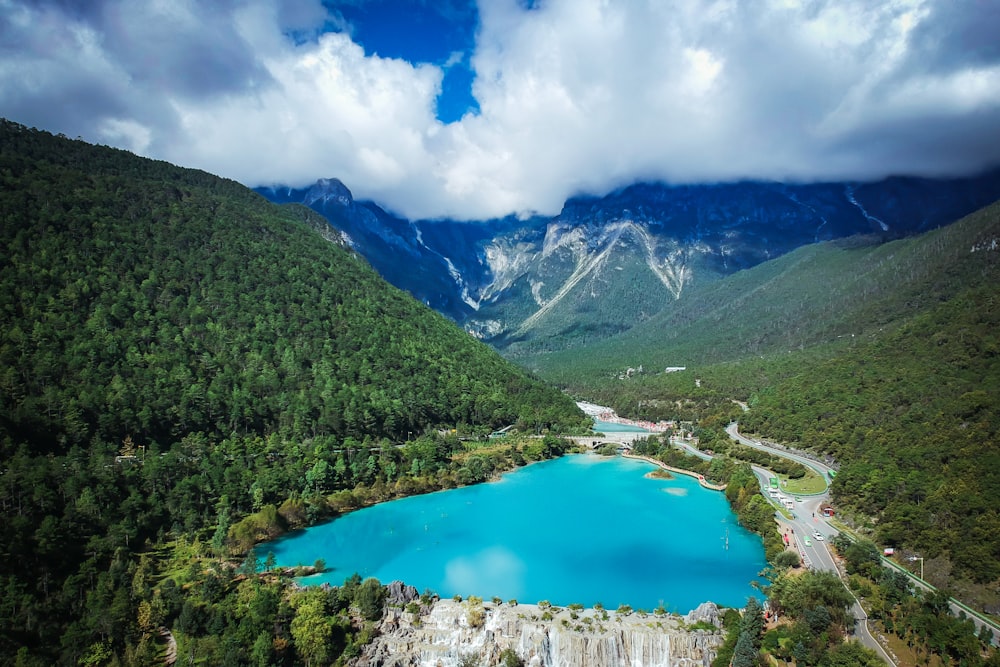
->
[531,201,1000,597]
[0,120,582,450]
[528,200,1000,381]
[0,120,585,663]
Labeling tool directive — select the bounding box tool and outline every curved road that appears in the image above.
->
[720,424,894,663]
[658,423,891,660]
[724,423,1000,657]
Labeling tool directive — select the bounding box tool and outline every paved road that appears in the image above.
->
[726,422,1000,646]
[717,425,894,663]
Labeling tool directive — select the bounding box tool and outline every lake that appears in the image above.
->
[591,419,654,434]
[262,454,766,612]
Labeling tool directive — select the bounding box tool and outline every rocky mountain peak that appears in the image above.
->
[305,177,353,207]
[259,168,1000,354]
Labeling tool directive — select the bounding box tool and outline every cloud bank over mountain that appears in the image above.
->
[2,0,999,220]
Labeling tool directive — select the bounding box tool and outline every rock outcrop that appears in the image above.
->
[353,597,724,667]
[385,581,420,607]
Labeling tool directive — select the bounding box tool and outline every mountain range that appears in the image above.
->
[258,169,1000,354]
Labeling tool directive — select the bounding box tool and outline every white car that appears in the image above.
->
[812,531,824,541]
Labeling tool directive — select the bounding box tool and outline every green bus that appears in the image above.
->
[769,477,779,489]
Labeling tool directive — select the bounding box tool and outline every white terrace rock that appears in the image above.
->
[353,598,724,667]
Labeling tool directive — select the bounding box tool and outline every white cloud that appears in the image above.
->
[97,118,152,153]
[1,0,999,220]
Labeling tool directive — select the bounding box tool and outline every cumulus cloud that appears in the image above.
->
[1,0,999,220]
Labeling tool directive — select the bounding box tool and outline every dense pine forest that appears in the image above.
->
[0,121,587,665]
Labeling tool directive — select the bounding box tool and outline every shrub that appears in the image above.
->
[499,648,523,667]
[466,597,485,628]
[774,549,801,569]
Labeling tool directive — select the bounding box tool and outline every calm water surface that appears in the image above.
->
[592,419,653,434]
[264,454,766,611]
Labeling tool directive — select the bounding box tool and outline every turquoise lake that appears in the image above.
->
[263,454,766,612]
[591,419,653,434]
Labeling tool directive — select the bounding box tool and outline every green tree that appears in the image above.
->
[355,578,385,622]
[731,632,758,667]
[819,640,883,666]
[251,630,273,667]
[290,590,333,667]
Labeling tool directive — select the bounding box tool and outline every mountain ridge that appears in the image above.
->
[257,169,1000,352]
[0,119,585,451]
[526,198,1000,384]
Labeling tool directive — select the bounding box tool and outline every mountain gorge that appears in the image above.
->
[258,170,1000,355]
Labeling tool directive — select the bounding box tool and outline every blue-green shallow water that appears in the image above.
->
[263,455,766,612]
[592,419,651,433]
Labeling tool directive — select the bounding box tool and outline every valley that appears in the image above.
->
[2,122,999,666]
[4,1,1000,665]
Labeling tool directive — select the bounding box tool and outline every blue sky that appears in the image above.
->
[1,0,999,220]
[327,1,481,123]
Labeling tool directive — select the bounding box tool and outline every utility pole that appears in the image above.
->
[909,555,924,580]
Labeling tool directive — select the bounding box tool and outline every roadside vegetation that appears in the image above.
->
[832,536,1000,667]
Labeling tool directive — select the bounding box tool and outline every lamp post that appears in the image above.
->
[909,555,924,580]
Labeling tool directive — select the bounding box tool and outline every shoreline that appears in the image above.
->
[623,452,727,491]
[254,445,584,558]
[266,450,721,554]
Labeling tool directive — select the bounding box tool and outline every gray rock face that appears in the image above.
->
[683,602,722,629]
[385,580,420,607]
[353,600,724,667]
